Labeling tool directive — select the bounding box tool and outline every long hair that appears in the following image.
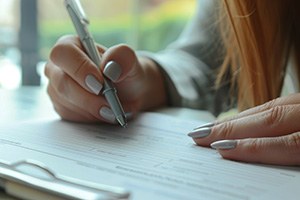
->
[217,0,299,111]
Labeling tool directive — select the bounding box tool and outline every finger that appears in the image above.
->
[46,62,116,123]
[100,44,140,83]
[47,82,99,122]
[211,132,300,166]
[214,93,300,126]
[193,93,300,130]
[48,82,118,124]
[49,35,105,95]
[100,44,147,105]
[49,90,98,122]
[190,104,300,146]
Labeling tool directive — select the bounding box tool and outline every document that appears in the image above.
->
[0,112,299,200]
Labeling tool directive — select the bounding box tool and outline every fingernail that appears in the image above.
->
[187,127,211,138]
[103,61,122,82]
[211,140,237,150]
[85,74,103,95]
[193,122,215,130]
[99,107,116,123]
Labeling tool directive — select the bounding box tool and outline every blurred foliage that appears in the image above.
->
[39,0,195,60]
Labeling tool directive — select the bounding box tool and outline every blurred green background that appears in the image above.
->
[0,0,195,88]
[39,0,196,60]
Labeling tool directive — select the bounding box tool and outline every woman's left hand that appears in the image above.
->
[188,93,300,166]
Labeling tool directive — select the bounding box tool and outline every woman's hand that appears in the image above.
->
[188,93,300,166]
[45,35,166,123]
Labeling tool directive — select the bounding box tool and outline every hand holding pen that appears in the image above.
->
[65,0,127,127]
[44,1,167,124]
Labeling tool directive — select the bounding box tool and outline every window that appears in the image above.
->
[0,0,196,89]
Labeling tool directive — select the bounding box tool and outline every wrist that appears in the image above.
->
[138,57,167,110]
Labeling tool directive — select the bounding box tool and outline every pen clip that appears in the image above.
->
[65,0,89,25]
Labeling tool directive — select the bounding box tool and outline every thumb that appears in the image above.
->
[100,44,140,83]
[210,132,300,166]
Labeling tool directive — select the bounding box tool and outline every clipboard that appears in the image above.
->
[0,159,130,200]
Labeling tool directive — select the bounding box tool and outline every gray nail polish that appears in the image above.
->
[99,107,116,123]
[187,127,211,138]
[85,74,102,95]
[103,61,122,82]
[210,140,237,150]
[193,122,215,130]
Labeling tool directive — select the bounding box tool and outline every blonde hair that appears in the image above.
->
[217,0,299,111]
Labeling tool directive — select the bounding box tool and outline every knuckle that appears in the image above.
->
[49,42,66,62]
[50,36,76,64]
[109,44,136,63]
[44,62,50,78]
[218,121,234,139]
[285,133,300,155]
[73,58,90,76]
[245,138,262,155]
[261,99,277,111]
[263,106,285,127]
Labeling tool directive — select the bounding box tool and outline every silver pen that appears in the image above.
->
[65,0,127,127]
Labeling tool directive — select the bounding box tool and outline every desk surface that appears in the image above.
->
[0,86,214,199]
[1,87,300,200]
[0,86,57,199]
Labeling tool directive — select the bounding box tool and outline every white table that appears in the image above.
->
[0,86,214,199]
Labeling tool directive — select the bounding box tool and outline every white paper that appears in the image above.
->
[0,112,299,200]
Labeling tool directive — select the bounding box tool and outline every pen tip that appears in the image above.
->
[116,116,128,128]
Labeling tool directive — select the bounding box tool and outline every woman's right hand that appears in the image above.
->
[44,35,166,123]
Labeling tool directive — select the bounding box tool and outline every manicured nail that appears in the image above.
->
[99,107,116,123]
[211,140,237,150]
[103,61,122,82]
[187,127,211,138]
[85,74,102,95]
[193,122,215,130]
